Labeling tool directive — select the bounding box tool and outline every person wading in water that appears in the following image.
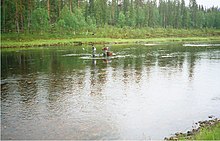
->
[92,45,96,57]
[102,46,109,57]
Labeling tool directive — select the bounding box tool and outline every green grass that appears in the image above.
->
[193,123,220,140]
[168,122,220,140]
[1,37,220,48]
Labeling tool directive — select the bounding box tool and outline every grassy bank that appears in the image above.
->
[1,28,220,48]
[1,37,220,48]
[193,122,220,140]
[166,118,220,140]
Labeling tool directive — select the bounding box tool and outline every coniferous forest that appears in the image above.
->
[1,0,220,38]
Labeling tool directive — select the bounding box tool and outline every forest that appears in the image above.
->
[1,0,220,37]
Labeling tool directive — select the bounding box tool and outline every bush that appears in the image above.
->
[31,8,49,33]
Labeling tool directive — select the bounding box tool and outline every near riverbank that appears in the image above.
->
[165,117,220,140]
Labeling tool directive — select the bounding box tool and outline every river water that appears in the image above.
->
[1,43,220,140]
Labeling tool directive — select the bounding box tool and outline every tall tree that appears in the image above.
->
[159,0,167,27]
[174,0,181,28]
[181,0,188,28]
[15,0,20,33]
[189,0,198,27]
[1,0,6,32]
[118,11,126,27]
[123,0,129,23]
[148,0,158,27]
[27,0,33,32]
[109,0,116,25]
[95,0,108,26]
[69,0,73,13]
[128,0,135,26]
[47,0,50,21]
[88,0,95,17]
[31,7,49,33]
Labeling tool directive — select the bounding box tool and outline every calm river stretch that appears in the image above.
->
[1,43,220,140]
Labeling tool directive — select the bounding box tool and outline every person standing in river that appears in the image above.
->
[102,46,109,57]
[92,45,96,57]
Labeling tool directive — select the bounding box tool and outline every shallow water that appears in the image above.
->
[1,43,220,140]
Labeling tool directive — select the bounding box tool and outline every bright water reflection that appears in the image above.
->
[1,44,220,139]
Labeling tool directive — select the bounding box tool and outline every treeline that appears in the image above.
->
[1,0,220,34]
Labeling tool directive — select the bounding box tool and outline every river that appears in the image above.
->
[1,43,220,140]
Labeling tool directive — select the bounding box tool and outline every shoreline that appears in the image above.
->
[165,117,220,140]
[1,36,220,48]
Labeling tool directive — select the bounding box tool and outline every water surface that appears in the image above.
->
[1,43,220,140]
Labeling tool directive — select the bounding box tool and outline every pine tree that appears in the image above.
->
[31,7,49,33]
[174,0,181,28]
[95,0,108,26]
[88,0,95,17]
[189,0,198,27]
[123,0,129,25]
[1,0,6,32]
[181,0,187,28]
[47,0,50,21]
[109,0,116,25]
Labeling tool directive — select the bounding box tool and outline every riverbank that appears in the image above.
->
[1,36,220,48]
[165,118,220,140]
[1,28,220,48]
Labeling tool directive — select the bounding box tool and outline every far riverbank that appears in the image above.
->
[2,28,220,48]
[1,36,220,48]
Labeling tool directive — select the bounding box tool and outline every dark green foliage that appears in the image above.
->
[95,0,108,26]
[189,0,198,27]
[58,6,76,30]
[118,12,126,27]
[56,5,86,31]
[31,8,49,32]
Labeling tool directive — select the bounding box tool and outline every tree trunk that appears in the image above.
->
[27,0,31,32]
[15,0,20,33]
[20,0,24,32]
[78,0,80,8]
[58,0,61,16]
[69,0,72,13]
[1,0,6,32]
[47,0,50,21]
[111,0,115,24]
